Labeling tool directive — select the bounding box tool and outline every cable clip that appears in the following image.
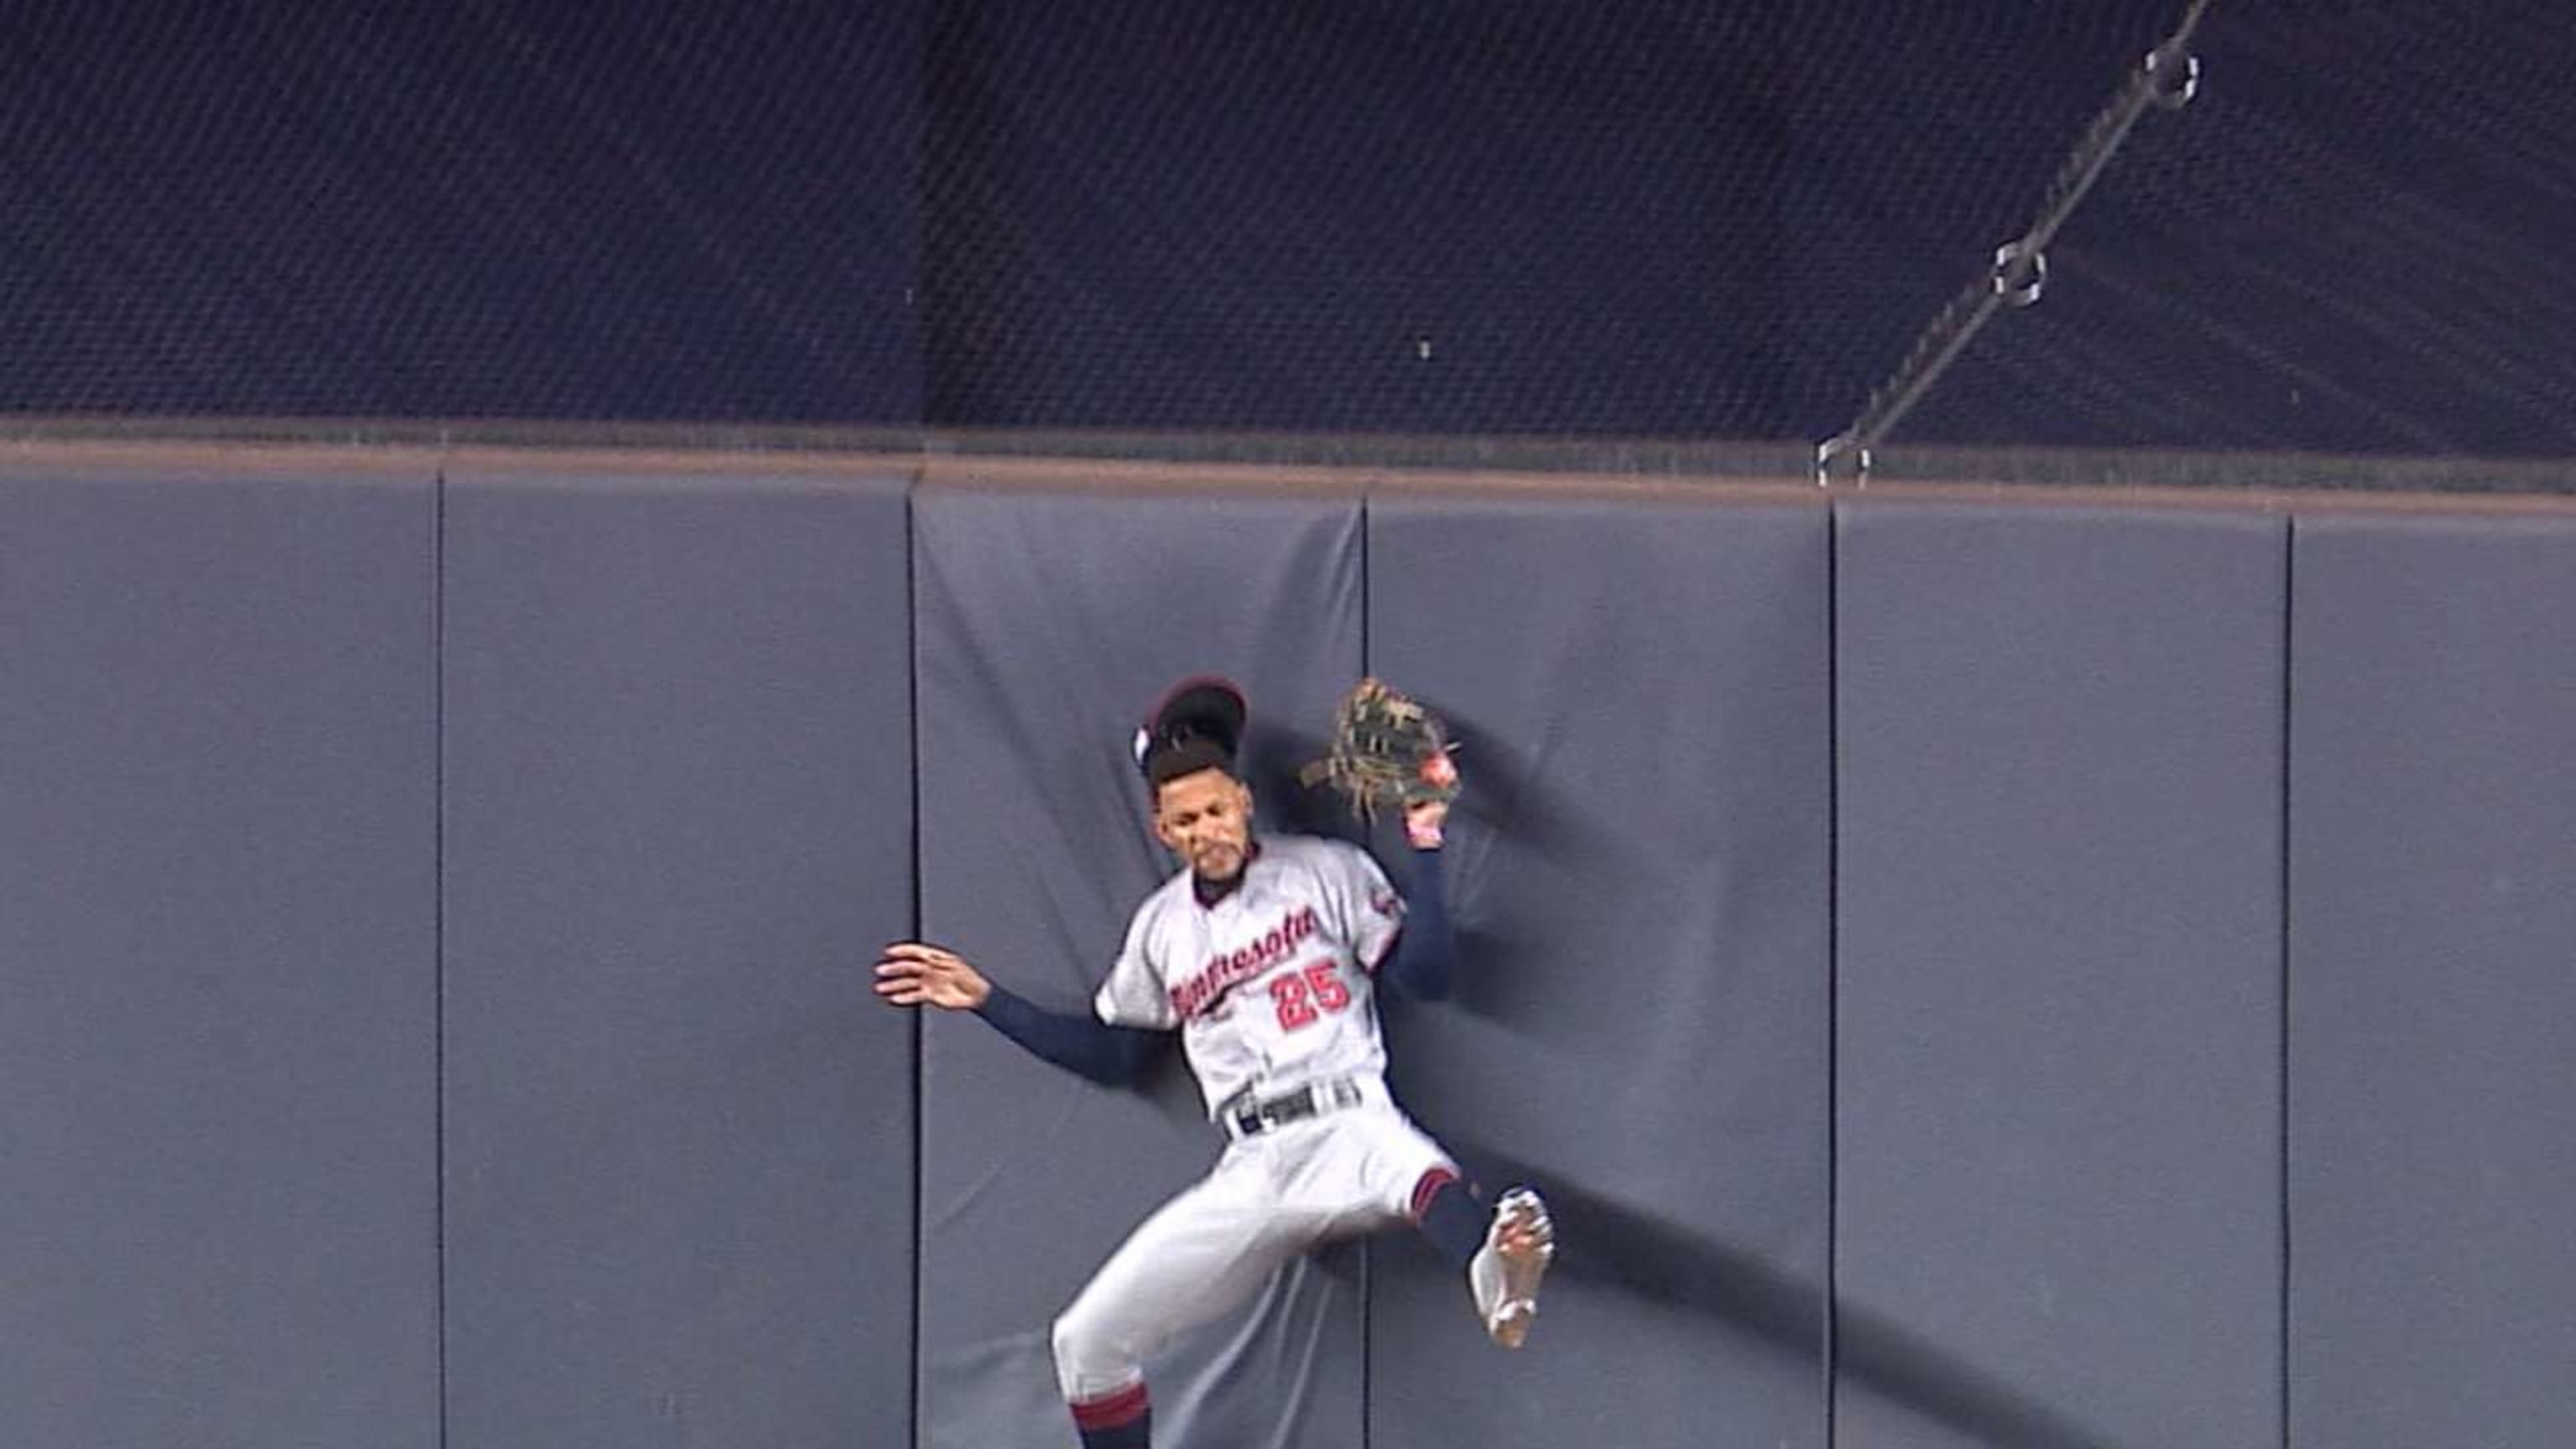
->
[2146,45,2200,111]
[1992,239,2048,308]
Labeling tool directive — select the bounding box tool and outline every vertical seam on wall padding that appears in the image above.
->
[2277,518,2295,1449]
[1823,502,1841,1449]
[1358,493,1373,1449]
[906,486,927,1449]
[432,466,449,1449]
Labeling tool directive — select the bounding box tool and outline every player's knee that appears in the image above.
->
[1049,1308,1084,1370]
[1051,1303,1119,1396]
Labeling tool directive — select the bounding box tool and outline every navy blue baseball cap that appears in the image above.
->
[1134,676,1248,785]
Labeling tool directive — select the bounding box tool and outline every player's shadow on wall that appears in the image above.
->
[1429,706,1619,868]
[1258,696,2130,1441]
[1441,1135,2134,1449]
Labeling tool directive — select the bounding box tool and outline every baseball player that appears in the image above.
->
[876,677,1555,1449]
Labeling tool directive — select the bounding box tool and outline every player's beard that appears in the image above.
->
[1190,837,1247,883]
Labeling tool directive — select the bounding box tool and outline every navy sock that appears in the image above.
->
[1078,1415,1149,1449]
[1413,1169,1487,1271]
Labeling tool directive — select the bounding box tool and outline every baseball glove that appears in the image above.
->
[1301,677,1460,822]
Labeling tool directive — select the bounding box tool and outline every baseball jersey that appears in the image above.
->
[1095,833,1406,1118]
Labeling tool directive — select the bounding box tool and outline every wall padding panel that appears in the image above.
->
[439,468,915,1448]
[911,481,1368,1449]
[0,465,440,1448]
[2288,515,2576,1449]
[1363,491,1833,1446]
[1833,503,2285,1448]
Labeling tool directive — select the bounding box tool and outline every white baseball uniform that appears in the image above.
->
[1050,832,1458,1404]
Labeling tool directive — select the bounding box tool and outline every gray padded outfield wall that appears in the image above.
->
[26,449,2576,1449]
[0,461,441,1448]
[2288,516,2576,1449]
[1364,491,1833,1445]
[439,465,916,1448]
[1833,503,2286,1448]
[911,480,1368,1449]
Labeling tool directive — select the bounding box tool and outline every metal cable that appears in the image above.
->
[1816,0,2218,485]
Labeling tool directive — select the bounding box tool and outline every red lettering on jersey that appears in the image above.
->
[1270,960,1353,1032]
[1171,906,1321,1021]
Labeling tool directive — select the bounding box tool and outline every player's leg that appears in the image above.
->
[1298,1096,1556,1348]
[1051,1152,1305,1448]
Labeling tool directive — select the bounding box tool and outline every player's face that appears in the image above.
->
[1154,768,1254,882]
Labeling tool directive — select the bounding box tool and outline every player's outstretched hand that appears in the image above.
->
[875,943,993,1011]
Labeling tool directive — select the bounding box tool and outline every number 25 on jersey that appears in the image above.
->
[1268,961,1351,1031]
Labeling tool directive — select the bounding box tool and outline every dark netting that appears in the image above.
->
[0,1,923,423]
[1890,0,2576,463]
[4,0,2573,467]
[920,1,2169,439]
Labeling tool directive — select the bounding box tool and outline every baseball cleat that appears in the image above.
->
[1469,1186,1555,1349]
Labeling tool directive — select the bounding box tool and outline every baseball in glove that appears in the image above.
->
[1301,678,1460,840]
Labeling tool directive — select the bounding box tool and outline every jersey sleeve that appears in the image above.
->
[1093,901,1181,1030]
[1326,842,1407,972]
